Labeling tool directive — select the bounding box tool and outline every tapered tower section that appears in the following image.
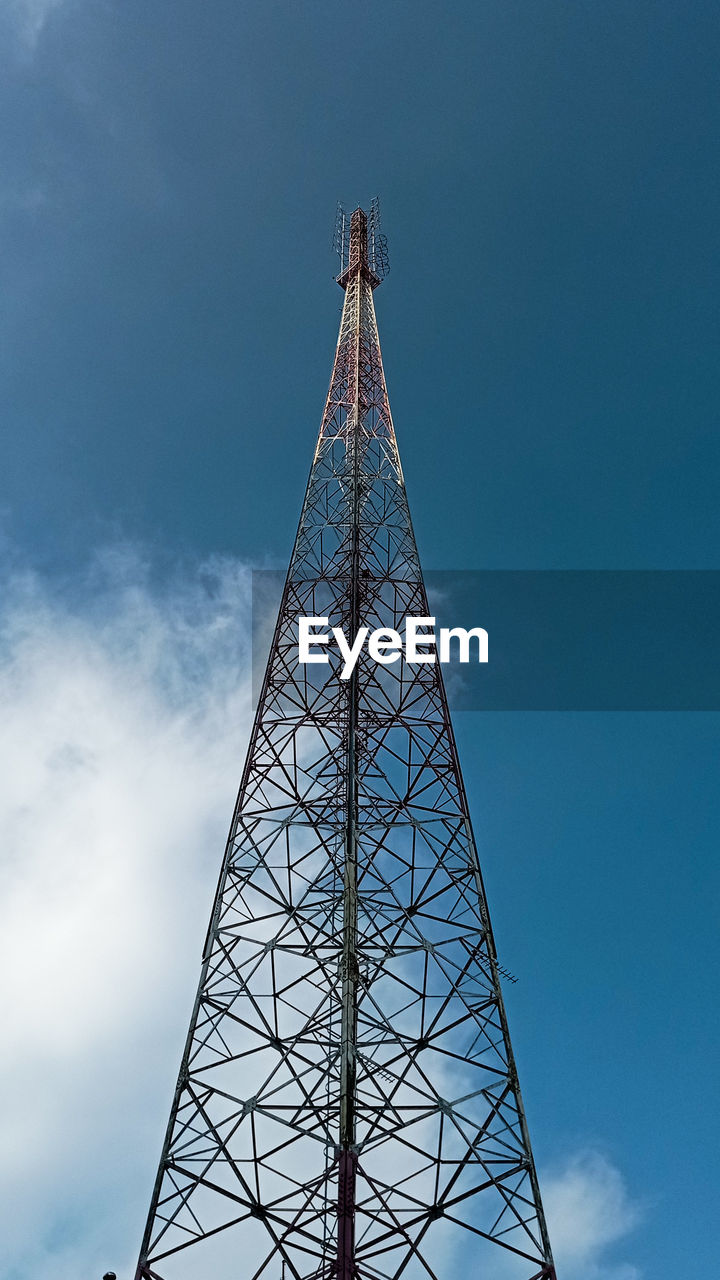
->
[134,206,555,1280]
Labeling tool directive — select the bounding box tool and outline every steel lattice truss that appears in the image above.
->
[135,208,555,1280]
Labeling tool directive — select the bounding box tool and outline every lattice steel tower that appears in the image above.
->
[133,204,556,1280]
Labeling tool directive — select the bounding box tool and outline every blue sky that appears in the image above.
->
[0,2,718,1278]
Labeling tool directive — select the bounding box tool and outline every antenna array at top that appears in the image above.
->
[333,199,389,282]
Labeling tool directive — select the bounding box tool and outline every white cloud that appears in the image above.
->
[543,1149,643,1280]
[0,546,254,1279]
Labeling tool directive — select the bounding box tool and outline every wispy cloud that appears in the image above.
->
[4,0,66,50]
[543,1149,643,1280]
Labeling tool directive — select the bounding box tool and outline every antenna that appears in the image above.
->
[497,962,519,984]
[368,195,389,280]
[333,202,349,277]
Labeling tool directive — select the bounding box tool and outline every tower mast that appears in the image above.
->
[336,207,366,1280]
[132,204,555,1280]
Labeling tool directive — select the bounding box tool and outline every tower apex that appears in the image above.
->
[334,197,389,288]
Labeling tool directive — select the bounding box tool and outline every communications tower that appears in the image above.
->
[132,203,556,1280]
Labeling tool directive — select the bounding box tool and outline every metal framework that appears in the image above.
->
[134,206,555,1280]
